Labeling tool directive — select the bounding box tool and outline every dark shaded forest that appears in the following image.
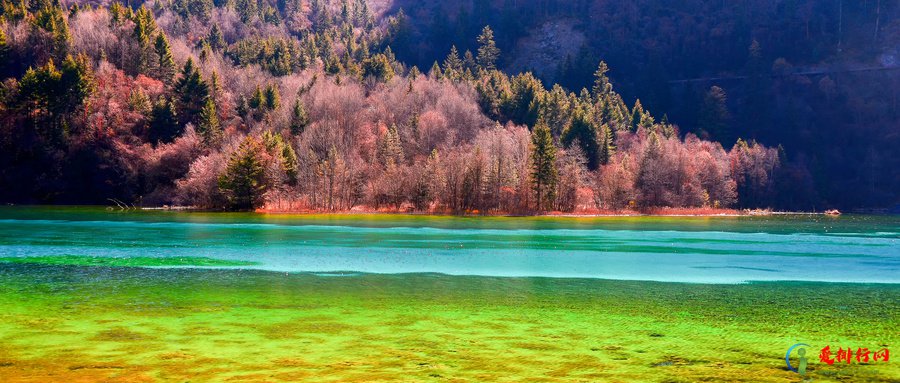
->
[386,0,900,211]
[0,0,894,212]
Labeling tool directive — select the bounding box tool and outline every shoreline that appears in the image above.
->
[137,205,828,217]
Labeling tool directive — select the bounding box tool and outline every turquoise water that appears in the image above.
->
[0,206,897,284]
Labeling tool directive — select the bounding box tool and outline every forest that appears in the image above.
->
[0,0,843,213]
[386,0,900,211]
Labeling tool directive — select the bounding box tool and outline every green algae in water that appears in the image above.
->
[0,255,257,268]
[0,266,896,382]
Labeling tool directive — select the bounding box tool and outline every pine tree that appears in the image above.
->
[249,86,264,110]
[698,86,731,143]
[132,6,157,74]
[442,45,463,79]
[208,24,225,51]
[0,27,9,77]
[289,99,310,135]
[476,25,499,71]
[630,99,644,131]
[154,33,176,84]
[218,136,267,210]
[264,84,280,111]
[362,53,394,83]
[33,6,71,60]
[148,98,180,143]
[173,58,209,126]
[463,50,476,72]
[562,103,601,170]
[531,120,557,211]
[591,61,612,98]
[197,97,222,145]
[429,61,442,79]
[597,124,615,166]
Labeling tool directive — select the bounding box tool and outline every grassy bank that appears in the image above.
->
[0,266,896,382]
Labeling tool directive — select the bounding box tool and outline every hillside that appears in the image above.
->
[0,0,891,212]
[384,0,900,210]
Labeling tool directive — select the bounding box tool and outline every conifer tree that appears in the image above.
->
[562,103,601,170]
[289,99,310,135]
[443,45,463,79]
[207,24,225,51]
[476,26,499,71]
[429,61,442,79]
[154,33,176,84]
[264,84,280,111]
[173,58,210,126]
[531,120,557,211]
[218,136,267,210]
[197,97,222,145]
[148,98,180,143]
[698,86,731,142]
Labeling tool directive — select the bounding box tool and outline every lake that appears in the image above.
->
[0,206,897,381]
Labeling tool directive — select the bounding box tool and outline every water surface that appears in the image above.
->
[0,206,897,283]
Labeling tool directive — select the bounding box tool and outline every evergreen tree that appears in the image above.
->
[504,72,543,127]
[264,84,280,111]
[531,120,557,211]
[154,33,176,84]
[562,103,601,170]
[33,5,71,60]
[429,61,442,79]
[597,124,614,166]
[630,99,644,131]
[289,99,310,135]
[698,86,731,143]
[463,50,476,72]
[132,6,157,74]
[476,25,499,71]
[197,97,222,145]
[18,55,94,141]
[148,98,180,143]
[208,24,225,51]
[280,140,299,184]
[173,58,209,126]
[442,45,463,80]
[249,85,264,110]
[0,28,8,77]
[591,61,612,98]
[218,136,267,210]
[362,53,394,83]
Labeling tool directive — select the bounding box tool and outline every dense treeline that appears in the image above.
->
[386,0,900,210]
[1,0,783,213]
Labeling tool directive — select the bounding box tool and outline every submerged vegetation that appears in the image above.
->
[0,267,896,381]
[0,0,791,214]
[0,255,258,267]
